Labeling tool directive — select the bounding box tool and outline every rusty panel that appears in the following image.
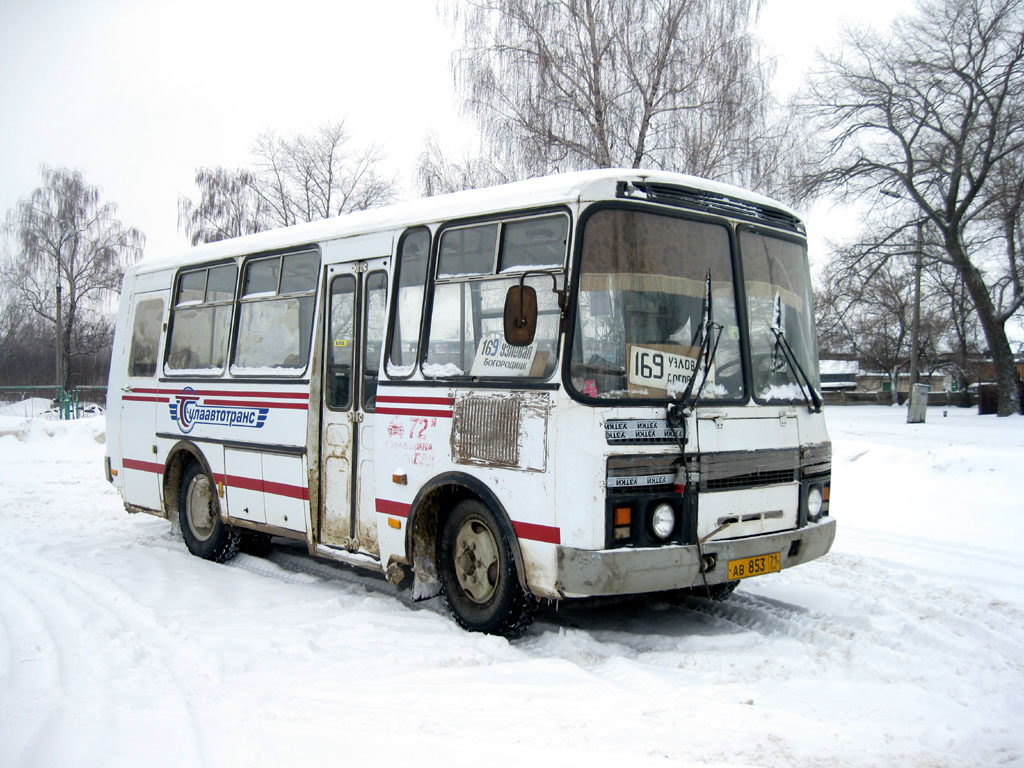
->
[453,396,522,467]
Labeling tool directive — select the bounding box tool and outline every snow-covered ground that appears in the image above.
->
[1,405,1022,767]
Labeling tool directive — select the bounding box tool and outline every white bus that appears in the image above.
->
[105,169,835,636]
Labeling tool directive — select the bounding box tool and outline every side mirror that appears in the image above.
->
[504,284,537,346]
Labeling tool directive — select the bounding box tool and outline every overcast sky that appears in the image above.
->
[0,0,913,261]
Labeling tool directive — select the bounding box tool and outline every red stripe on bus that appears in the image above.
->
[122,396,169,403]
[122,460,308,501]
[122,458,164,474]
[375,498,411,518]
[179,389,309,399]
[203,399,308,410]
[376,395,455,406]
[512,521,561,545]
[129,387,308,399]
[376,407,453,418]
[261,479,310,500]
[222,474,310,500]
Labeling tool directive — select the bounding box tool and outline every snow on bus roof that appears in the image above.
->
[135,168,799,275]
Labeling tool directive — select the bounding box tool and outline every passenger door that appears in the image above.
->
[319,255,390,554]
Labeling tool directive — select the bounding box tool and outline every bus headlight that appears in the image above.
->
[650,503,676,540]
[807,486,823,519]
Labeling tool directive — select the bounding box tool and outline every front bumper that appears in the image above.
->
[554,517,836,598]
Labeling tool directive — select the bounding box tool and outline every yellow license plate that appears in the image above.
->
[727,552,781,580]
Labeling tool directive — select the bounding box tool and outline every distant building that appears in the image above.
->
[819,358,953,394]
[819,359,859,391]
[855,370,952,395]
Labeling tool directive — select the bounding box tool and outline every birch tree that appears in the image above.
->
[5,166,144,389]
[443,0,797,196]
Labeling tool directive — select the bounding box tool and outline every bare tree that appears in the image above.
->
[0,283,25,372]
[177,167,266,246]
[179,121,398,245]
[801,0,1024,415]
[252,121,396,225]
[930,261,986,397]
[5,166,144,389]
[817,251,945,403]
[445,0,799,196]
[415,132,515,195]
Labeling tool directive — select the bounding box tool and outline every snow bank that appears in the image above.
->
[0,413,105,443]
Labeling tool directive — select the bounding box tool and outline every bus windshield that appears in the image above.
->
[740,229,820,403]
[570,208,745,401]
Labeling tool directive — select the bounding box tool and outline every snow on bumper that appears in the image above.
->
[554,517,836,598]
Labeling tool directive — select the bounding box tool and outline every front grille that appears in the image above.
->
[705,468,796,491]
[698,448,799,482]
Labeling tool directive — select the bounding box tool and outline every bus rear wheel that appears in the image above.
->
[438,499,536,637]
[178,461,240,563]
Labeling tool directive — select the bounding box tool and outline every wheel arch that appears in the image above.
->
[162,440,220,520]
[404,472,529,594]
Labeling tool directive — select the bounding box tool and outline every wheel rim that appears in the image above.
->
[186,474,216,541]
[453,517,500,604]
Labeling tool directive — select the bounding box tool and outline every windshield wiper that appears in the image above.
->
[668,271,722,447]
[679,270,723,407]
[769,292,822,412]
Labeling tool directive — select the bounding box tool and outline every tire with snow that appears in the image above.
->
[437,498,536,637]
[179,461,240,563]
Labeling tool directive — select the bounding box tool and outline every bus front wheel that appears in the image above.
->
[178,461,240,563]
[438,498,536,637]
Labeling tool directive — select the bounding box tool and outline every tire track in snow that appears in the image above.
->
[0,568,65,705]
[814,552,1024,670]
[0,550,207,767]
[534,548,1024,722]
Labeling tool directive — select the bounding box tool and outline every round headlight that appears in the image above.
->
[807,486,823,518]
[650,503,676,540]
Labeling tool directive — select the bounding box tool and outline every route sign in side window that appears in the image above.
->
[424,213,569,380]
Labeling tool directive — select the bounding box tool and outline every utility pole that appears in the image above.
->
[55,254,63,391]
[906,220,928,424]
[908,220,922,389]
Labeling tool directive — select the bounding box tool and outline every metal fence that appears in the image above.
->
[822,390,977,407]
[0,385,107,419]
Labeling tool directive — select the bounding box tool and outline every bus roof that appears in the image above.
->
[135,168,801,275]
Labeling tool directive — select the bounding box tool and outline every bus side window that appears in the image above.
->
[386,228,429,378]
[128,297,165,377]
[362,271,388,411]
[232,250,318,375]
[326,276,356,410]
[424,213,568,379]
[165,264,237,374]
